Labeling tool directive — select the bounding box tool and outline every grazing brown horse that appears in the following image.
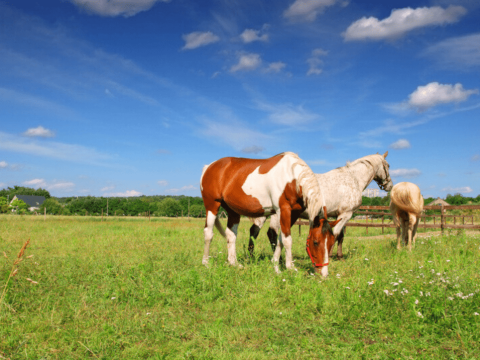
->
[200,152,332,275]
[390,182,424,251]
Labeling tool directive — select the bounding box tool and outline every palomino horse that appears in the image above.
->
[200,152,332,275]
[248,152,393,259]
[390,182,424,251]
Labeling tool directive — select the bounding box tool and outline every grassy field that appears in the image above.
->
[1,215,480,359]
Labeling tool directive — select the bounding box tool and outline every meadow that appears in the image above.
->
[1,215,480,359]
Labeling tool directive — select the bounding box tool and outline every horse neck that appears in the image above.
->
[347,162,377,191]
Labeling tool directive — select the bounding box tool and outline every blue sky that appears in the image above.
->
[0,0,479,198]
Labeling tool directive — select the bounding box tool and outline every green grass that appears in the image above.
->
[1,215,480,359]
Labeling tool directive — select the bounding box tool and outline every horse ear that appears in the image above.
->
[313,216,321,228]
[383,151,388,158]
[329,218,342,227]
[323,206,328,220]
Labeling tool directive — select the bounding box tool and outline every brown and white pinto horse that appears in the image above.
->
[200,152,328,274]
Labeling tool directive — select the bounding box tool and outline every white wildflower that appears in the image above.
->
[474,312,479,316]
[365,258,369,261]
[417,312,424,318]
[415,299,419,305]
[111,297,116,300]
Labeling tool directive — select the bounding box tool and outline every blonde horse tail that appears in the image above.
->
[390,182,424,215]
[214,217,226,238]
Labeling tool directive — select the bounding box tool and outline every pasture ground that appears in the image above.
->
[1,215,480,359]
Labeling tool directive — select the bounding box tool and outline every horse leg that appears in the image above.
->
[203,205,221,266]
[279,208,296,271]
[393,212,403,250]
[329,212,352,259]
[267,213,280,253]
[407,213,417,251]
[412,216,420,246]
[272,234,284,274]
[248,216,266,256]
[335,227,346,259]
[226,212,241,266]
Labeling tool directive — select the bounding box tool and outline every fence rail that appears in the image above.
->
[295,204,480,235]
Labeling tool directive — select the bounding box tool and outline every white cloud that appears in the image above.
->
[101,186,115,192]
[389,139,411,149]
[230,53,262,72]
[284,0,339,22]
[241,145,264,154]
[23,179,47,187]
[390,168,421,178]
[23,126,55,138]
[471,154,480,162]
[0,161,7,168]
[104,190,142,197]
[423,33,480,68]
[0,131,112,166]
[70,0,170,17]
[307,48,328,76]
[158,180,168,186]
[0,183,5,188]
[257,101,319,126]
[408,82,478,111]
[265,62,286,73]
[442,186,473,194]
[343,6,466,41]
[240,28,269,43]
[48,182,75,191]
[199,119,271,151]
[166,185,197,195]
[182,31,220,50]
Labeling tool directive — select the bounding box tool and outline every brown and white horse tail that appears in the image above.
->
[214,217,226,238]
[390,182,424,215]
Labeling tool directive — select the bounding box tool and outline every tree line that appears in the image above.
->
[1,185,479,216]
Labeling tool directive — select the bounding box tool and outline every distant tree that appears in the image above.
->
[0,196,8,213]
[40,198,63,215]
[158,198,182,217]
[189,204,205,217]
[0,186,51,199]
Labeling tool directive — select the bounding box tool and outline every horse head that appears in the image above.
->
[307,206,342,277]
[374,151,393,192]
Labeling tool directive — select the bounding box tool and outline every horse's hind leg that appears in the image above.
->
[392,212,403,250]
[248,216,266,256]
[226,212,241,266]
[407,213,417,251]
[412,216,420,246]
[203,208,220,266]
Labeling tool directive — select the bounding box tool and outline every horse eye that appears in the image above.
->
[313,240,319,246]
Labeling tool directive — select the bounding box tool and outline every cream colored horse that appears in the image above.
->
[390,182,424,251]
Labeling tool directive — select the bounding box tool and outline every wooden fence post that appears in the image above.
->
[440,204,445,234]
[366,215,368,235]
[102,208,103,221]
[299,223,301,236]
[382,215,384,234]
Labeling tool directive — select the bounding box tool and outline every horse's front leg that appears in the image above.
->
[280,208,298,271]
[248,216,266,256]
[329,212,352,259]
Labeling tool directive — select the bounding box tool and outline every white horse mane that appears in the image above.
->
[346,154,385,170]
[283,152,325,223]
